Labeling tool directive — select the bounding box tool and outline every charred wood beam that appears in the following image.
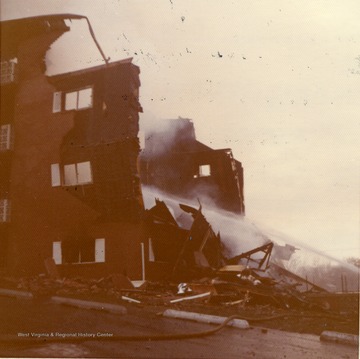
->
[179,203,201,217]
[226,242,274,270]
[171,205,224,279]
[171,206,206,277]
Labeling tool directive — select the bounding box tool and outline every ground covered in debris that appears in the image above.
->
[1,275,358,337]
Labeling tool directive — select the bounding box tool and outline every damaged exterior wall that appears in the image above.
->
[140,118,245,215]
[0,15,350,300]
[145,199,225,281]
[145,199,189,280]
[48,60,144,222]
[0,15,145,279]
[1,15,246,282]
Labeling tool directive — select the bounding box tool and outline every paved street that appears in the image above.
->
[0,296,358,358]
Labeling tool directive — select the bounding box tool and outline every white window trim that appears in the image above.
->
[52,241,62,264]
[51,163,61,187]
[0,199,11,223]
[0,60,16,84]
[52,161,93,187]
[53,239,105,265]
[194,164,212,178]
[199,164,211,177]
[64,161,93,186]
[76,161,93,184]
[52,92,62,113]
[0,124,12,151]
[53,87,93,113]
[95,238,105,263]
[64,163,77,186]
[148,238,155,262]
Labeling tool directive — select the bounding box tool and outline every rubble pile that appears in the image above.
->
[142,199,341,311]
[0,198,358,335]
[2,199,358,315]
[0,270,358,335]
[0,275,120,298]
[0,264,356,315]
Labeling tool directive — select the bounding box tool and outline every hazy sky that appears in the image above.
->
[2,0,359,259]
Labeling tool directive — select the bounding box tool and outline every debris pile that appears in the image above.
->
[0,275,122,299]
[143,198,338,311]
[0,198,358,336]
[2,198,358,316]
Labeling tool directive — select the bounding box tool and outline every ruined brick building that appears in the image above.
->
[0,14,147,278]
[140,118,245,215]
[0,14,245,280]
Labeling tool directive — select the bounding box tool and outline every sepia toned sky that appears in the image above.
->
[2,0,359,260]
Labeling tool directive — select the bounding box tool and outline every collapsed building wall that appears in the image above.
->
[145,199,225,281]
[1,15,351,307]
[0,15,244,280]
[140,118,245,215]
[48,60,144,222]
[143,197,335,310]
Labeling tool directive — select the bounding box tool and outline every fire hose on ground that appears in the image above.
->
[0,310,358,346]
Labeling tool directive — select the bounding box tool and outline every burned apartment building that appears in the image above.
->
[2,15,357,320]
[0,14,248,283]
[140,118,245,215]
[0,14,147,279]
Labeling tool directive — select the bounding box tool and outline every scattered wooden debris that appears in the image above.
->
[170,292,211,304]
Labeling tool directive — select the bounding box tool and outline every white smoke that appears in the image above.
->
[143,186,269,257]
[252,222,360,274]
[142,186,359,276]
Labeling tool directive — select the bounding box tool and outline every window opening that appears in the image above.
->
[78,88,93,109]
[76,161,92,184]
[95,238,105,263]
[64,161,92,186]
[148,238,155,262]
[0,60,16,85]
[53,87,93,113]
[0,199,11,222]
[65,88,93,110]
[52,242,62,264]
[51,163,61,187]
[52,92,62,113]
[199,164,211,177]
[65,92,77,110]
[0,124,12,151]
[60,237,105,264]
[64,164,77,186]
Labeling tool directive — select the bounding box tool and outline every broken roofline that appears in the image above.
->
[47,57,136,82]
[169,148,236,156]
[0,13,89,24]
[2,13,110,66]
